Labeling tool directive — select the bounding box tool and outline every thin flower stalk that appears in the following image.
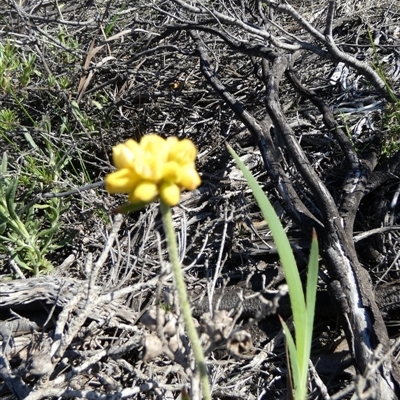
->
[160,200,211,400]
[105,134,210,399]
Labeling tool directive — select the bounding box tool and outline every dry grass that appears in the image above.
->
[1,1,400,399]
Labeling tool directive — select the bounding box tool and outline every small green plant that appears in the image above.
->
[368,29,397,104]
[227,144,319,400]
[71,100,96,131]
[59,76,71,89]
[20,53,37,87]
[0,41,18,91]
[56,26,79,64]
[0,40,38,92]
[0,153,68,276]
[381,103,400,158]
[367,29,400,158]
[105,14,119,37]
[0,108,19,135]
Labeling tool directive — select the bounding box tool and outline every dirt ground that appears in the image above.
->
[1,1,400,399]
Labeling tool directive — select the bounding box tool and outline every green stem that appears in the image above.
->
[160,200,211,400]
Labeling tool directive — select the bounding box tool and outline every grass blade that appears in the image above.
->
[280,317,300,396]
[226,143,306,329]
[302,228,319,375]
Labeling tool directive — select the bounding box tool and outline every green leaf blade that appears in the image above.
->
[226,143,306,319]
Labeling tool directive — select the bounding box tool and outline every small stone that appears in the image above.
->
[140,306,166,331]
[142,334,163,362]
[227,330,253,356]
[27,354,53,377]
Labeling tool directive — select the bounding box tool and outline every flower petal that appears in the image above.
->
[168,139,197,165]
[159,181,181,206]
[105,169,138,193]
[162,161,181,182]
[112,140,141,170]
[135,155,163,181]
[178,165,201,190]
[140,134,169,163]
[133,181,158,203]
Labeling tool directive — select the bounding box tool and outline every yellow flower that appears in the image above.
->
[105,134,201,206]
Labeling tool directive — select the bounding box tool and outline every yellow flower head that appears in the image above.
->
[105,134,201,206]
